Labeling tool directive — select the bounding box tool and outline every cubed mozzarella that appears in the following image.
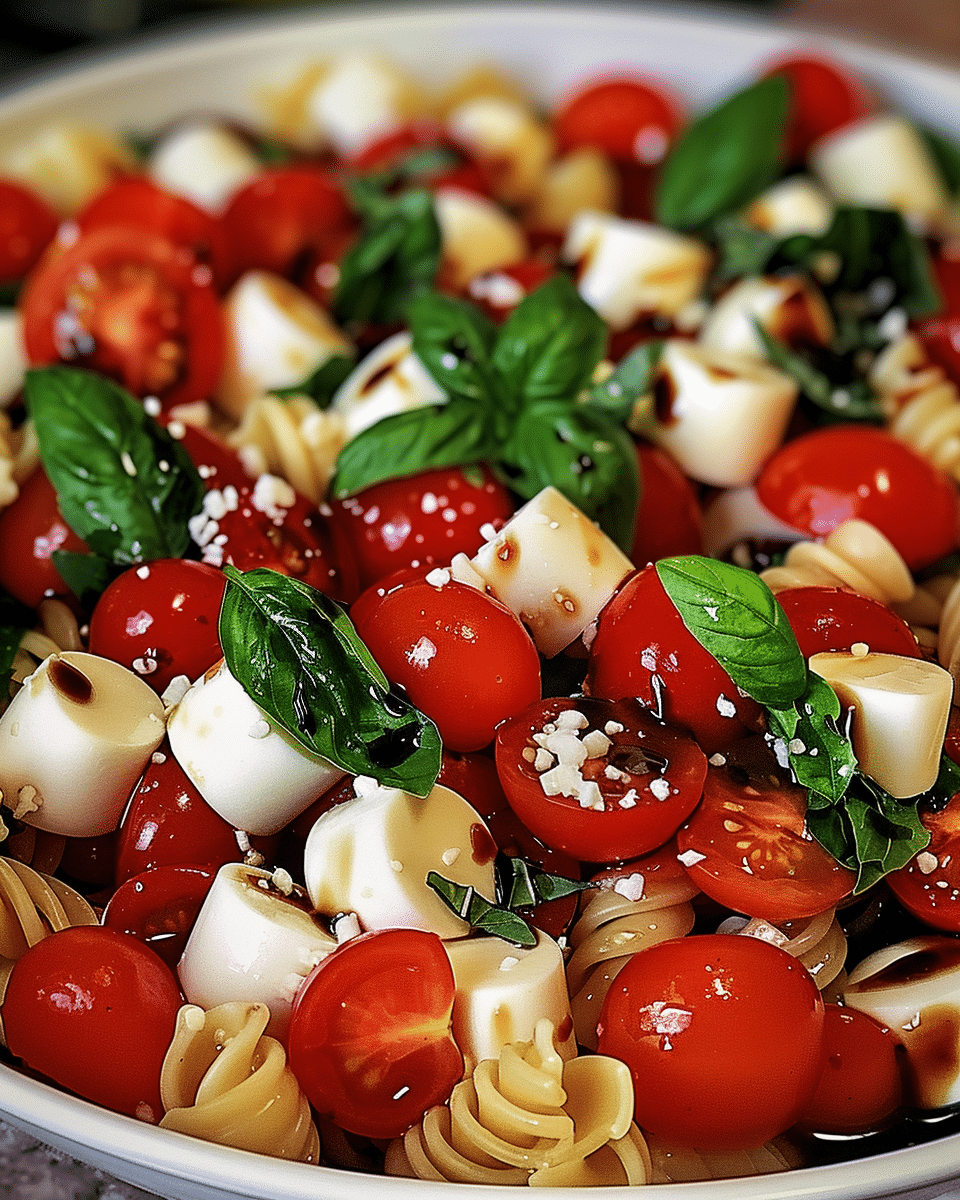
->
[330,330,446,440]
[148,122,262,214]
[1,124,135,215]
[525,147,620,235]
[216,270,353,421]
[166,660,346,835]
[177,863,336,1044]
[701,486,805,561]
[741,175,834,238]
[444,931,576,1070]
[0,310,27,410]
[469,486,633,658]
[304,52,422,156]
[698,275,833,360]
[561,210,711,330]
[630,340,797,488]
[809,651,953,799]
[446,94,555,206]
[0,652,165,837]
[302,779,497,939]
[433,187,528,291]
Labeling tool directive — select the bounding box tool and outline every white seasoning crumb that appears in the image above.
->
[271,867,295,895]
[916,851,939,875]
[618,789,638,809]
[425,566,451,587]
[332,912,362,943]
[121,450,138,477]
[499,955,521,972]
[441,847,461,866]
[151,750,167,764]
[582,729,612,758]
[716,694,737,718]
[235,829,252,852]
[534,748,554,772]
[143,396,162,417]
[604,720,625,736]
[851,641,870,658]
[709,753,727,767]
[649,778,671,801]
[613,872,645,901]
[247,718,270,739]
[677,848,706,867]
[789,738,807,755]
[136,565,151,579]
[184,1005,206,1032]
[406,636,437,667]
[353,775,380,797]
[390,859,404,872]
[555,708,590,730]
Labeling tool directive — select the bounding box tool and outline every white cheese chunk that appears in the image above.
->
[698,275,833,361]
[177,862,336,1044]
[444,932,575,1070]
[469,486,633,657]
[0,310,28,409]
[446,94,555,205]
[330,329,446,440]
[742,175,835,238]
[148,121,262,214]
[433,186,528,291]
[701,485,805,561]
[304,52,422,156]
[0,652,165,837]
[216,270,353,421]
[302,781,497,939]
[166,660,346,835]
[561,210,711,330]
[809,651,953,799]
[630,340,798,488]
[1,124,136,215]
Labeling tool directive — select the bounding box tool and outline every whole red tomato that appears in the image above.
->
[0,179,58,283]
[775,585,921,660]
[0,465,88,606]
[101,863,216,969]
[762,53,875,161]
[631,441,704,565]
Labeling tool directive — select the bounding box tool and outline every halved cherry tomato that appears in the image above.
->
[631,441,704,566]
[159,418,255,494]
[754,425,960,572]
[586,563,764,754]
[3,925,183,1121]
[597,933,826,1150]
[101,863,215,968]
[333,464,515,591]
[886,796,960,932]
[0,179,58,284]
[20,225,225,410]
[496,696,707,864]
[287,927,463,1139]
[0,465,88,607]
[554,75,684,165]
[796,1003,905,1135]
[351,571,541,752]
[88,558,226,693]
[776,585,921,660]
[762,53,876,161]
[676,738,856,922]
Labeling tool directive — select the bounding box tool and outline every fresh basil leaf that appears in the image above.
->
[0,589,33,696]
[586,340,664,424]
[767,671,858,808]
[408,290,501,408]
[655,75,789,232]
[656,555,806,707]
[268,354,356,407]
[24,366,204,566]
[332,187,441,327]
[710,215,783,286]
[426,871,537,947]
[0,280,20,307]
[919,125,960,198]
[754,322,885,422]
[219,566,442,796]
[495,855,593,911]
[363,144,464,192]
[501,401,640,553]
[330,398,497,499]
[250,135,294,166]
[51,550,123,609]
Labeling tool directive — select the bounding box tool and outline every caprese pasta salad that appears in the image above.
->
[3,39,960,1187]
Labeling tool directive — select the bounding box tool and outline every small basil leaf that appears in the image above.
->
[426,872,537,947]
[24,366,204,566]
[655,75,789,232]
[496,855,592,911]
[586,340,664,424]
[330,399,497,499]
[268,354,357,407]
[0,589,33,695]
[920,752,960,813]
[363,144,464,192]
[920,125,960,198]
[219,566,441,796]
[408,290,501,407]
[710,215,783,286]
[656,555,806,707]
[767,672,858,808]
[754,323,885,423]
[51,550,123,609]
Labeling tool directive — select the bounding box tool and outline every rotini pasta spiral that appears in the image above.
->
[565,870,698,1050]
[871,332,960,481]
[0,414,39,512]
[645,1131,800,1182]
[226,395,347,504]
[385,1018,651,1186]
[734,910,848,999]
[159,1001,320,1163]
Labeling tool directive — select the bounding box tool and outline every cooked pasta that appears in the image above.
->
[226,395,346,504]
[735,910,848,999]
[872,332,960,481]
[6,600,86,713]
[645,1131,800,1182]
[0,415,39,512]
[159,1001,320,1162]
[385,1018,650,1186]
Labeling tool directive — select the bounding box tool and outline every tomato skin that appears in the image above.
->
[20,224,225,410]
[676,740,856,922]
[796,1004,905,1135]
[762,54,875,161]
[349,120,490,196]
[160,418,254,494]
[597,933,826,1150]
[886,796,960,931]
[0,465,88,607]
[495,696,707,863]
[586,564,764,754]
[333,465,515,591]
[101,862,215,968]
[0,179,58,283]
[554,75,684,165]
[631,441,704,565]
[287,927,463,1139]
[755,425,960,571]
[776,585,921,660]
[88,558,226,693]
[351,573,541,752]
[3,925,183,1121]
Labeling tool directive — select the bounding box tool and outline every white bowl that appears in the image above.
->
[4,4,960,1199]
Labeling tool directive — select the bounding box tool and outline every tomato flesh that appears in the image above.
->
[0,179,58,283]
[101,862,215,968]
[0,465,88,607]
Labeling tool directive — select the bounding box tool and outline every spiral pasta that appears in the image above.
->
[734,910,848,999]
[159,1001,320,1163]
[385,1018,651,1186]
[645,1132,800,1183]
[0,415,39,512]
[565,870,698,1051]
[871,332,960,481]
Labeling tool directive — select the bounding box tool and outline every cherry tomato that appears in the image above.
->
[762,54,875,161]
[220,166,353,282]
[495,696,707,863]
[676,738,856,922]
[75,176,232,289]
[287,927,463,1139]
[586,564,765,754]
[631,441,704,565]
[598,933,826,1150]
[554,75,684,166]
[776,585,921,660]
[159,418,255,494]
[101,862,215,968]
[351,571,541,751]
[0,178,58,284]
[755,425,960,572]
[886,796,960,932]
[333,464,515,591]
[797,1004,905,1135]
[349,119,489,196]
[3,925,183,1121]
[0,465,88,607]
[88,558,226,693]
[916,310,960,387]
[20,225,225,410]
